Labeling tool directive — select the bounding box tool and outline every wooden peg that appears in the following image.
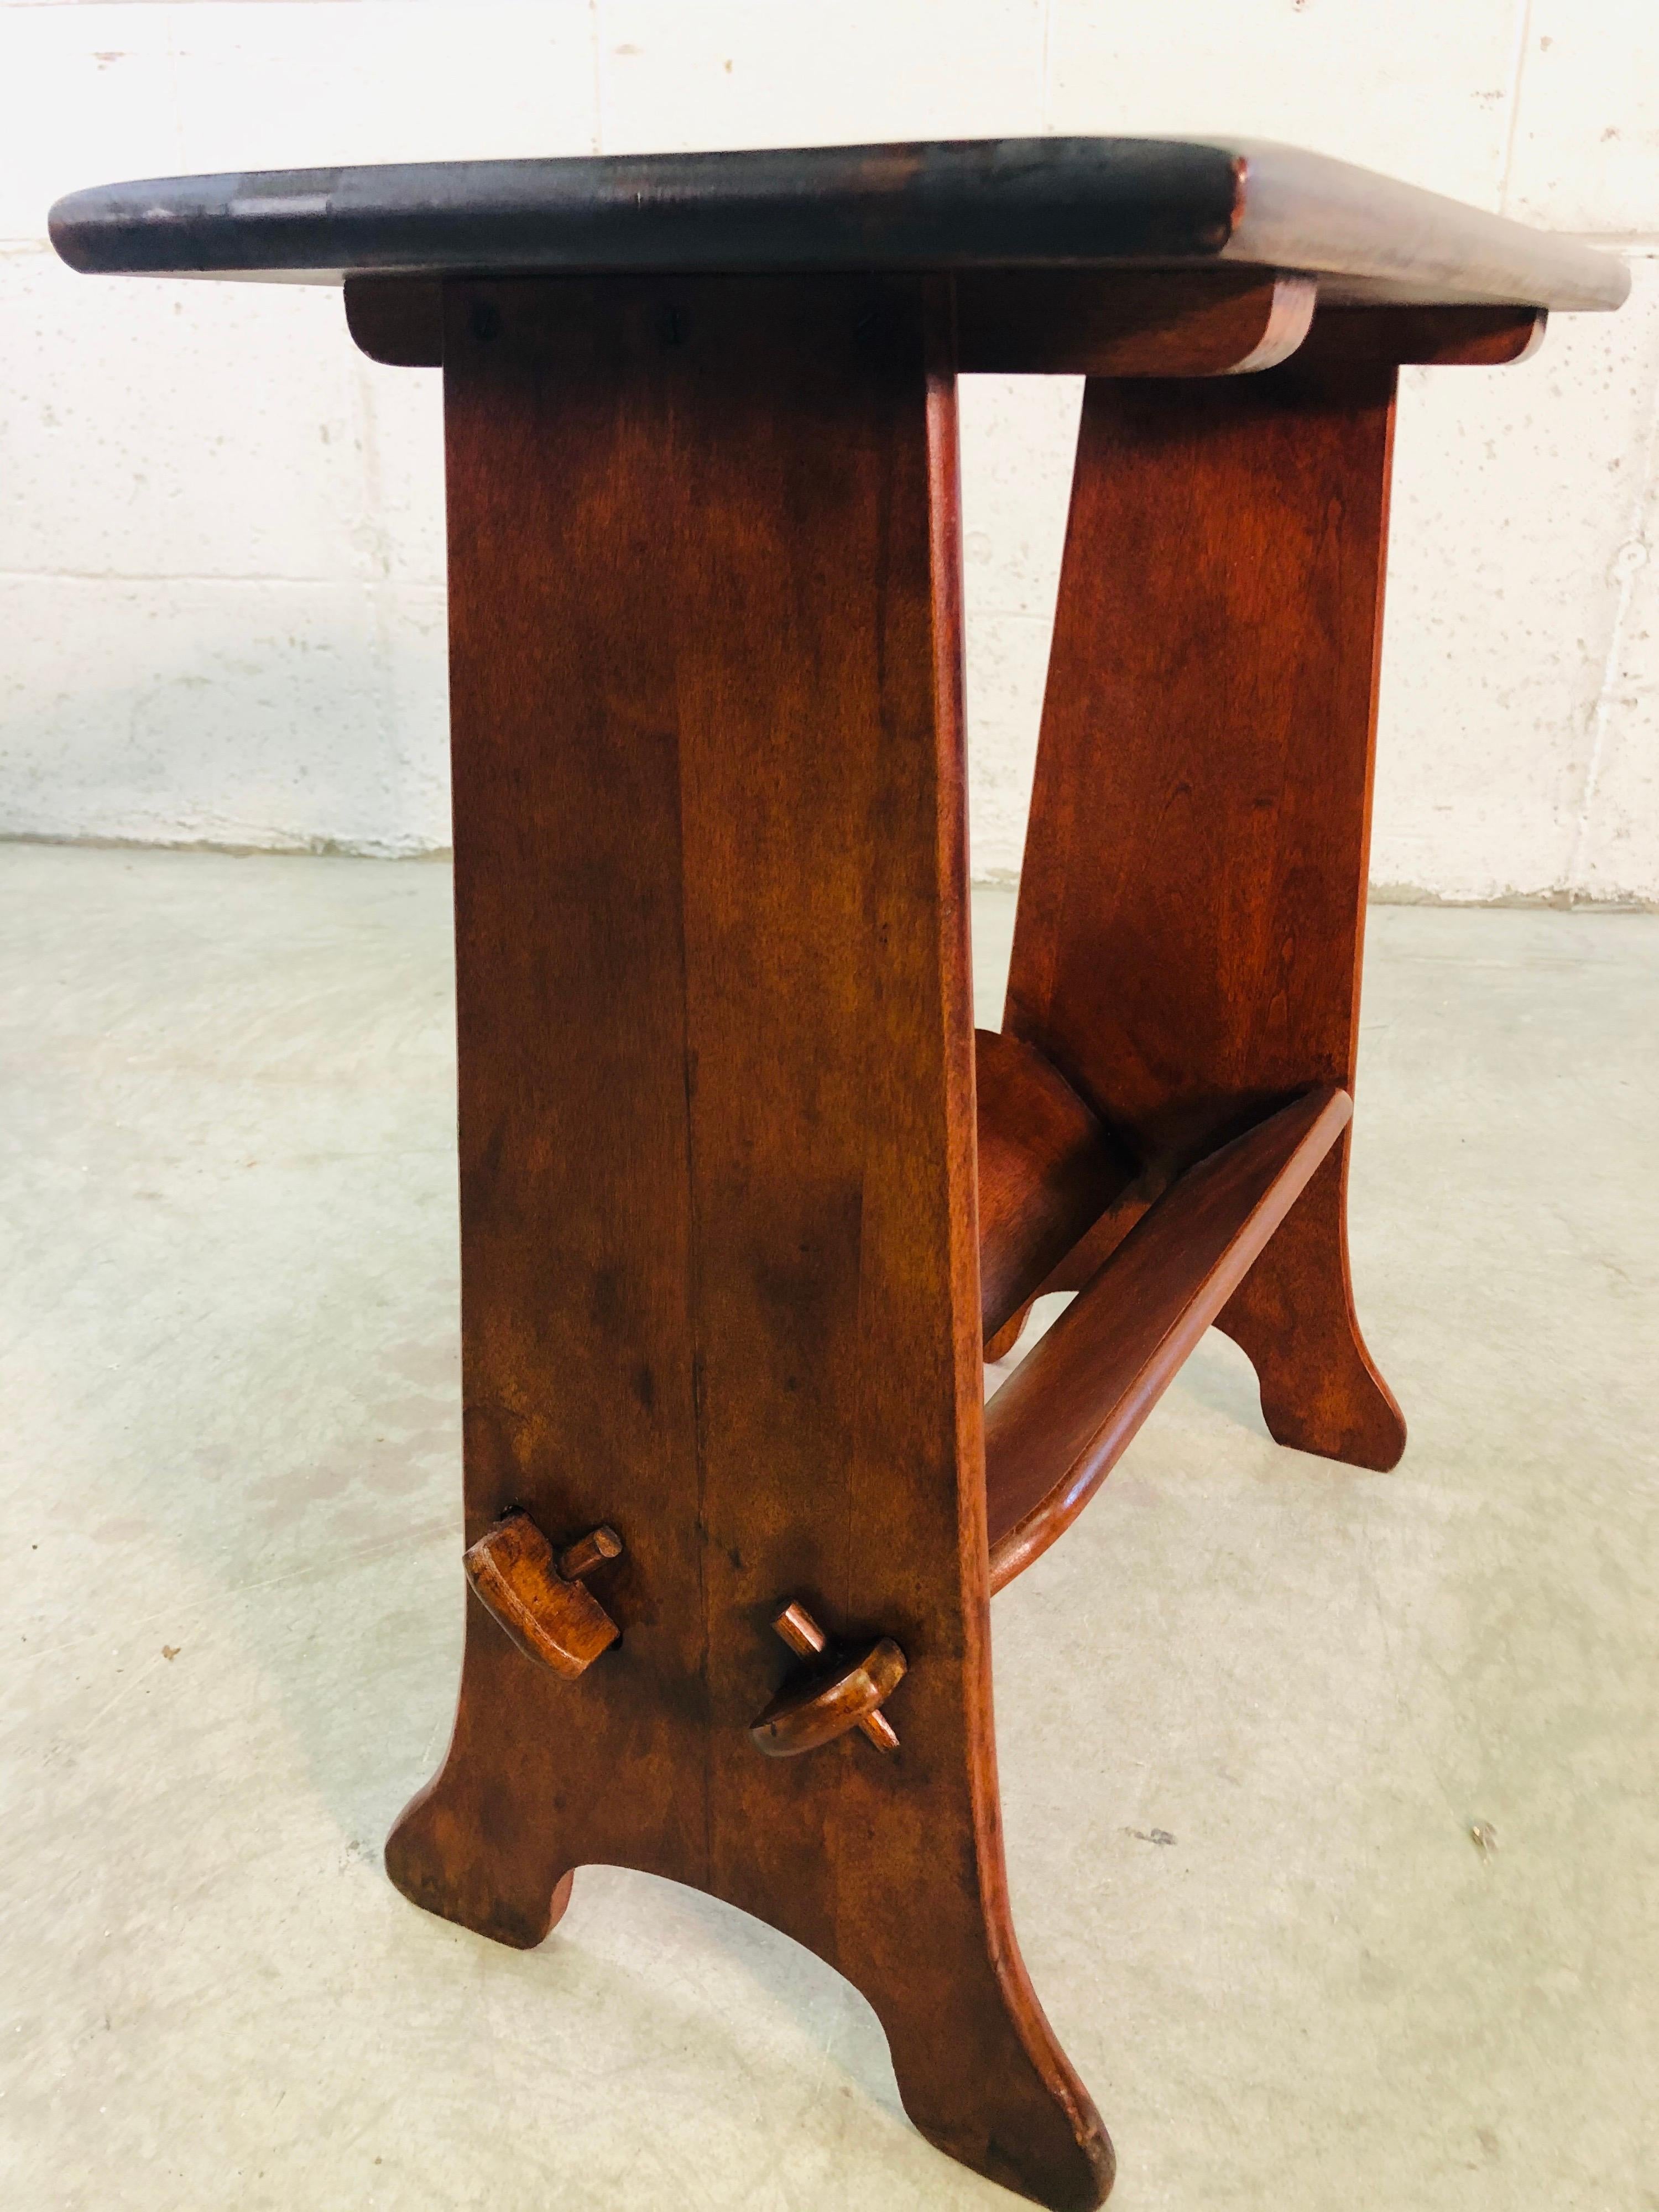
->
[463,1512,621,1678]
[556,1524,622,1580]
[772,1600,828,1661]
[789,1625,901,1751]
[752,1601,905,1756]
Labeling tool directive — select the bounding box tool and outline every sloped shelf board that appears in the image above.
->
[985,1084,1354,1593]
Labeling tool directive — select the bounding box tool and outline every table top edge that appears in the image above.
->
[47,136,1630,313]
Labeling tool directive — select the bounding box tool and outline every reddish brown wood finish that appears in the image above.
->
[462,1511,621,1676]
[1005,352,1407,1474]
[1303,303,1546,366]
[953,268,1313,374]
[556,1524,623,1580]
[750,1627,908,1757]
[975,1027,1131,1342]
[382,274,1112,2210]
[346,266,1316,379]
[769,1600,902,1752]
[345,273,444,365]
[986,1301,1035,1361]
[1030,1164,1169,1298]
[986,1088,1350,1591]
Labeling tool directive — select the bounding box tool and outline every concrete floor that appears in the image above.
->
[2,844,1657,2211]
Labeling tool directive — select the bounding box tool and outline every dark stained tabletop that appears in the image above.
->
[50,137,1626,311]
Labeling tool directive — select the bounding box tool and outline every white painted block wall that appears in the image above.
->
[1,1,1655,901]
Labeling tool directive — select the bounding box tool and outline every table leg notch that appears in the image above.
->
[986,1086,1352,1592]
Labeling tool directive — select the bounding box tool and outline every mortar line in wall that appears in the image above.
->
[0,570,441,588]
[4,830,1652,907]
[0,830,456,860]
[1564,347,1659,896]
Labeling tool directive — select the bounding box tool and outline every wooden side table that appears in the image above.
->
[53,140,1626,2208]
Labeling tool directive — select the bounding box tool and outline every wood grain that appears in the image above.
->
[555,1525,623,1580]
[379,273,1112,2210]
[975,1027,1130,1343]
[770,1600,901,1752]
[955,269,1313,375]
[1302,303,1546,366]
[63,138,1629,309]
[750,1632,908,1757]
[985,1088,1350,1591]
[345,274,442,365]
[352,268,1316,379]
[1005,351,1407,1473]
[462,1511,620,1677]
[985,1301,1035,1362]
[346,279,1551,383]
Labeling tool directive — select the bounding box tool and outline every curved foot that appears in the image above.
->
[878,1961,1114,2210]
[829,1850,1112,2212]
[1218,1145,1406,1472]
[385,1685,575,1949]
[387,1773,575,1949]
